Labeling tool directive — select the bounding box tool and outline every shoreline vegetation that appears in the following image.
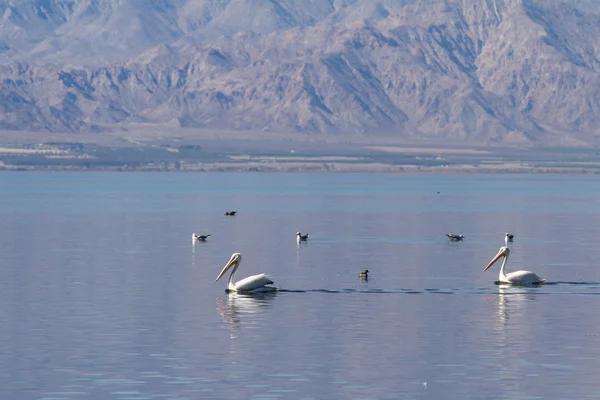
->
[1,131,600,174]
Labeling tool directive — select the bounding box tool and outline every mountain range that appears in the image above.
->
[1,0,600,146]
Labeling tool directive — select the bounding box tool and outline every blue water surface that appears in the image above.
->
[1,172,600,399]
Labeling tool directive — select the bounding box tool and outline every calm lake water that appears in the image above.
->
[2,172,600,399]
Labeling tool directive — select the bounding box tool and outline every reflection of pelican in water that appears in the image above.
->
[487,285,542,366]
[496,285,519,325]
[494,285,524,350]
[495,285,539,327]
[216,292,278,338]
[497,285,509,325]
[483,246,545,285]
[216,253,277,292]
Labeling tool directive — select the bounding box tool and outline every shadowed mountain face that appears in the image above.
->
[1,0,600,145]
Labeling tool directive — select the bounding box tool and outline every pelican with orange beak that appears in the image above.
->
[216,253,277,292]
[483,246,545,285]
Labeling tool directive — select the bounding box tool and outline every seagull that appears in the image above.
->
[504,233,514,246]
[224,211,237,216]
[446,233,465,241]
[296,232,309,242]
[359,270,369,279]
[193,233,211,242]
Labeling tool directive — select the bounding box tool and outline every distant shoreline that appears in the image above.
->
[2,162,599,174]
[2,131,600,174]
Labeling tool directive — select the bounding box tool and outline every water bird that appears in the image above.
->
[446,233,465,241]
[216,253,277,293]
[504,233,514,246]
[359,270,369,279]
[483,246,545,285]
[192,233,211,241]
[296,232,309,242]
[224,211,237,216]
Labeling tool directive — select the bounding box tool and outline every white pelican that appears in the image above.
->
[446,233,465,241]
[216,253,277,292]
[359,269,369,279]
[296,232,309,242]
[193,233,211,241]
[504,233,514,246]
[483,246,545,285]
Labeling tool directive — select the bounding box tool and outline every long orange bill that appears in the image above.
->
[483,249,505,272]
[216,258,237,282]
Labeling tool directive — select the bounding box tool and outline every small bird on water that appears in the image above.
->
[504,233,514,246]
[446,233,465,241]
[359,269,369,279]
[296,232,309,242]
[224,211,237,216]
[193,233,211,242]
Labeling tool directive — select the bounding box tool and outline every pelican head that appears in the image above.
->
[483,246,509,272]
[216,253,241,282]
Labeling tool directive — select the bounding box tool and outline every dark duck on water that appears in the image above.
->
[446,233,465,241]
[193,233,211,241]
[296,232,309,242]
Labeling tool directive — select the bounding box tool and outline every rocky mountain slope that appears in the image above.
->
[1,0,600,146]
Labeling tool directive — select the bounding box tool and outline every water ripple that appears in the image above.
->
[276,284,600,295]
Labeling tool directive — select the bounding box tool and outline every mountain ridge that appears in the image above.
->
[1,0,600,146]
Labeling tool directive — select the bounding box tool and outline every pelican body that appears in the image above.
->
[504,233,514,246]
[297,232,309,242]
[483,246,545,285]
[193,233,211,241]
[216,253,276,292]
